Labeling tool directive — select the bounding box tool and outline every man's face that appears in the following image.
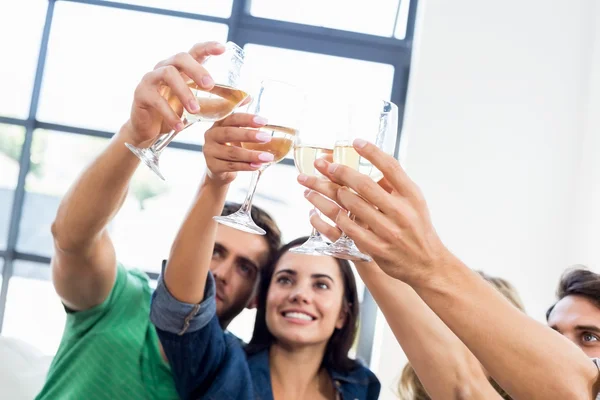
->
[548,295,600,358]
[210,225,270,327]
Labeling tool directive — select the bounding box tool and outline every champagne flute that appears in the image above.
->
[214,80,305,234]
[323,99,399,262]
[125,42,248,180]
[291,97,348,254]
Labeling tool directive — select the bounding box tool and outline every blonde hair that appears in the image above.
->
[397,271,525,400]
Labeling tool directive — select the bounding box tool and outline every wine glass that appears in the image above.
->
[290,96,349,255]
[125,41,248,180]
[322,99,399,262]
[214,80,305,234]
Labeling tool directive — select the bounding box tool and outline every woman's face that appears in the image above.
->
[548,295,600,358]
[265,251,347,348]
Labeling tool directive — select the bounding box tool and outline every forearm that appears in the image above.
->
[52,122,141,251]
[164,176,228,304]
[412,255,599,400]
[356,263,499,400]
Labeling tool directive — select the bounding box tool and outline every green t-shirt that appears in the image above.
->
[35,263,179,400]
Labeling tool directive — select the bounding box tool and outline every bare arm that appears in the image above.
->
[306,189,502,400]
[299,140,600,400]
[51,127,140,311]
[51,41,226,311]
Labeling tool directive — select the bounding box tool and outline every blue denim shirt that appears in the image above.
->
[150,271,380,400]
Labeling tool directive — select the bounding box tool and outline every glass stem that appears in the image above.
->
[150,118,191,154]
[240,168,264,214]
[309,208,322,238]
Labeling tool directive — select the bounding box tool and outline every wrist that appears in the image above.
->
[409,250,469,295]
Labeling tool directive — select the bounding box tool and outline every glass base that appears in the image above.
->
[322,236,372,262]
[213,211,266,235]
[289,235,330,256]
[125,143,165,180]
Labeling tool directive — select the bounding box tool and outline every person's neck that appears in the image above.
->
[269,342,334,400]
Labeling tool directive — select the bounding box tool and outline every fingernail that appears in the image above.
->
[258,152,274,162]
[253,116,268,125]
[214,43,226,51]
[201,75,214,88]
[188,100,200,112]
[298,174,308,183]
[250,162,262,169]
[304,189,311,198]
[309,209,316,217]
[354,139,368,148]
[175,122,185,131]
[315,159,326,168]
[328,163,339,174]
[256,132,272,142]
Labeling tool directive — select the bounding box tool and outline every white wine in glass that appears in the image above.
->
[241,125,297,163]
[125,42,247,180]
[333,142,383,182]
[213,80,305,235]
[290,144,334,255]
[323,99,399,262]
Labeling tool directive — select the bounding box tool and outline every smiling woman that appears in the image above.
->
[152,236,380,399]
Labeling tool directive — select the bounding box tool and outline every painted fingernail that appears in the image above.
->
[354,139,368,148]
[314,159,326,168]
[188,100,200,112]
[297,174,308,183]
[258,152,274,162]
[256,132,272,142]
[253,116,268,125]
[250,162,262,169]
[328,163,339,174]
[175,122,185,131]
[201,75,214,88]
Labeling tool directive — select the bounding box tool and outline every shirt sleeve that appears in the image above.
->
[150,269,231,399]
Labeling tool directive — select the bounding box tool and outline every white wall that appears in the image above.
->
[375,0,598,398]
[568,0,600,268]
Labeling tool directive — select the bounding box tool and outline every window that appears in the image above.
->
[18,130,108,256]
[0,125,25,249]
[0,0,47,119]
[37,2,228,133]
[250,0,401,37]
[3,261,64,355]
[103,0,234,18]
[0,0,417,367]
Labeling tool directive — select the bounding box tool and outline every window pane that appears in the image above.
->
[250,0,399,37]
[37,2,228,133]
[394,0,411,39]
[242,45,394,161]
[102,0,233,18]
[3,261,65,355]
[0,125,25,249]
[16,129,205,272]
[244,45,394,102]
[0,0,47,118]
[111,147,205,272]
[224,164,311,242]
[18,130,108,256]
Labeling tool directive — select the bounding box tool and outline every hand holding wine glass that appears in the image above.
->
[213,80,304,235]
[202,112,278,186]
[120,41,226,150]
[126,41,249,180]
[322,99,399,262]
